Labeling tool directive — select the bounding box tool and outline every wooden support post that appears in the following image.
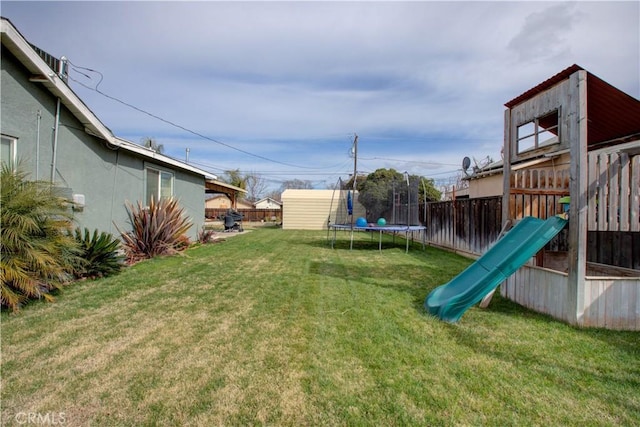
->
[567,70,588,326]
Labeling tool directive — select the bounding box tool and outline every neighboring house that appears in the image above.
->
[463,154,572,199]
[205,180,247,209]
[282,189,365,230]
[254,197,282,210]
[1,17,218,240]
[205,194,233,209]
[236,199,254,210]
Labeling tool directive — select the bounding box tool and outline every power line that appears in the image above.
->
[66,64,350,170]
[359,156,460,167]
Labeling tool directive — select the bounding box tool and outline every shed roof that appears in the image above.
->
[505,64,640,149]
[281,189,337,199]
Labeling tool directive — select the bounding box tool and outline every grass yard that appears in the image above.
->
[2,228,639,426]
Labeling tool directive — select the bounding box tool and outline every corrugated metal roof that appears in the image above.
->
[505,64,640,149]
[585,73,640,148]
[505,64,584,108]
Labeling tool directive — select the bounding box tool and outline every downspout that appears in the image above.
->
[50,98,61,183]
[109,149,120,235]
[36,110,41,180]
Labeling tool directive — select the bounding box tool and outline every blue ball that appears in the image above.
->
[356,217,367,227]
[377,218,387,226]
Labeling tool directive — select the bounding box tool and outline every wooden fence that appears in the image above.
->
[424,197,503,256]
[504,154,639,269]
[586,150,640,269]
[205,208,282,223]
[587,150,640,232]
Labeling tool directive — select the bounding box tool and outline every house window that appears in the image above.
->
[517,110,560,154]
[1,135,17,170]
[146,167,174,203]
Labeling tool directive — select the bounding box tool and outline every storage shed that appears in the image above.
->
[281,189,366,230]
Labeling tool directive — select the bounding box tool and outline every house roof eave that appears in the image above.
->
[205,179,247,194]
[2,17,215,180]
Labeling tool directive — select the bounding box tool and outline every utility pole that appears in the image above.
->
[349,134,359,250]
[352,134,358,193]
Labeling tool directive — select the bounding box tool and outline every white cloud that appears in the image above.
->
[3,1,638,191]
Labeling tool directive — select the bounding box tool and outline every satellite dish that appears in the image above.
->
[462,156,471,174]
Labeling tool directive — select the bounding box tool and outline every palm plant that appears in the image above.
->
[72,228,124,278]
[117,197,192,263]
[1,164,80,311]
[197,226,216,244]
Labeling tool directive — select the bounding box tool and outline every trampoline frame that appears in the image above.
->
[328,223,426,253]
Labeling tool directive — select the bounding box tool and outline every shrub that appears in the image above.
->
[197,227,216,244]
[0,164,80,311]
[117,197,192,263]
[72,228,124,279]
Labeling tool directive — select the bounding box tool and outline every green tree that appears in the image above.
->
[419,177,442,203]
[356,168,441,221]
[221,169,247,202]
[1,164,81,311]
[357,169,401,221]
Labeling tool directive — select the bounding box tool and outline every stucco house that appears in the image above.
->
[205,194,233,210]
[205,193,252,209]
[1,17,217,240]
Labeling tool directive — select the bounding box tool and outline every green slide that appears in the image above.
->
[425,216,567,323]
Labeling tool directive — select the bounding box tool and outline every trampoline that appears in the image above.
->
[328,223,426,252]
[326,136,427,252]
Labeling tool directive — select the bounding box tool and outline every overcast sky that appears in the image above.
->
[3,1,638,191]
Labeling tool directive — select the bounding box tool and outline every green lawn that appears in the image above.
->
[2,229,638,426]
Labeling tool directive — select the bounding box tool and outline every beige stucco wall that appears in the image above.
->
[281,189,366,230]
[468,153,571,198]
[469,174,503,198]
[205,196,232,209]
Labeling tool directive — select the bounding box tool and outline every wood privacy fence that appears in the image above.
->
[509,164,570,220]
[205,208,282,223]
[424,197,503,256]
[587,150,640,232]
[425,150,639,267]
[586,150,640,269]
[508,165,570,253]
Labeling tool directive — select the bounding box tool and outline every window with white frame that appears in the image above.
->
[146,167,174,204]
[517,110,560,154]
[1,135,17,170]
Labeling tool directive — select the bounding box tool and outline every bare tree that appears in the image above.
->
[279,179,314,192]
[140,137,164,154]
[264,191,277,201]
[244,172,268,203]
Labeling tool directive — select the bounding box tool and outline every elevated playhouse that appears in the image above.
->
[428,65,640,330]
